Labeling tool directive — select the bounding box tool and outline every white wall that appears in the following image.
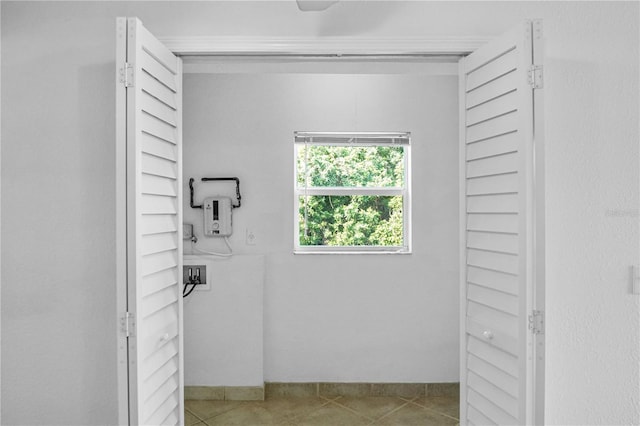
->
[182,72,460,383]
[183,255,265,386]
[1,1,638,425]
[2,3,120,425]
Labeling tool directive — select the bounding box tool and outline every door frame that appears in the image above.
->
[117,31,545,425]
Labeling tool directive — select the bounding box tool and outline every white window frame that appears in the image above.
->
[293,131,412,254]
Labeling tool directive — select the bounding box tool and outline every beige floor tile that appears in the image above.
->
[410,395,459,420]
[374,403,458,426]
[186,393,460,426]
[203,403,288,425]
[185,400,245,421]
[295,402,371,426]
[185,409,203,426]
[331,396,409,421]
[261,397,333,421]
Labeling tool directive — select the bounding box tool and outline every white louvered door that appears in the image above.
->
[117,17,184,426]
[459,21,544,425]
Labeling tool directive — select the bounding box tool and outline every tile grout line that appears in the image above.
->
[406,399,461,422]
[326,398,383,423]
[367,397,415,424]
[287,395,341,423]
[422,405,461,422]
[185,407,206,424]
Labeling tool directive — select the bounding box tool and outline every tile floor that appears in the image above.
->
[185,394,459,425]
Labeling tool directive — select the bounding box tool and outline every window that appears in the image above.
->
[294,132,411,253]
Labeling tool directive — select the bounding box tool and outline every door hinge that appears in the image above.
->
[528,65,543,89]
[120,312,136,337]
[119,62,134,88]
[528,310,544,334]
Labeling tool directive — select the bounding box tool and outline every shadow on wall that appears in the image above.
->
[314,1,405,36]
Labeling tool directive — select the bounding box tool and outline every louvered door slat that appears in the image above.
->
[141,338,179,381]
[146,394,179,426]
[467,213,518,234]
[467,388,519,426]
[468,353,518,397]
[466,49,518,91]
[141,286,179,319]
[141,195,178,215]
[467,72,517,109]
[467,152,518,178]
[467,173,518,196]
[468,336,518,377]
[142,153,177,179]
[144,373,179,421]
[467,231,518,254]
[468,284,518,316]
[141,215,178,236]
[142,233,178,256]
[467,193,518,214]
[142,91,178,127]
[466,113,518,144]
[467,266,518,295]
[461,21,541,426]
[144,357,179,397]
[161,409,180,426]
[467,301,518,338]
[142,133,177,161]
[467,91,519,127]
[467,404,497,426]
[467,318,518,357]
[466,132,518,160]
[142,174,178,197]
[141,71,177,110]
[121,17,183,426]
[142,268,178,298]
[468,372,518,419]
[142,114,178,145]
[141,250,178,277]
[138,25,178,74]
[141,50,178,93]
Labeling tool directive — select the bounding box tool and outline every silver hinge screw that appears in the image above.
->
[120,312,136,337]
[119,63,134,88]
[528,65,543,89]
[528,310,544,334]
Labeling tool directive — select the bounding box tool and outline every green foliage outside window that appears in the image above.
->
[297,145,406,247]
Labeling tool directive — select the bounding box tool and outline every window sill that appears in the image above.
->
[293,249,412,255]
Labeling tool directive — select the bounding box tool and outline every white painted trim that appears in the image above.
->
[531,18,546,426]
[160,36,491,56]
[293,139,411,254]
[176,57,185,426]
[294,187,404,196]
[183,59,459,75]
[115,16,129,426]
[457,55,468,426]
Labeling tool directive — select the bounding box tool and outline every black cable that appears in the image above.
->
[183,282,198,298]
[200,177,242,209]
[189,178,203,209]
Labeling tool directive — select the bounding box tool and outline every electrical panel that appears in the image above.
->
[203,197,233,237]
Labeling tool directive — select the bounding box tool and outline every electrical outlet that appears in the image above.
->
[246,228,257,246]
[183,264,206,284]
[182,262,211,291]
